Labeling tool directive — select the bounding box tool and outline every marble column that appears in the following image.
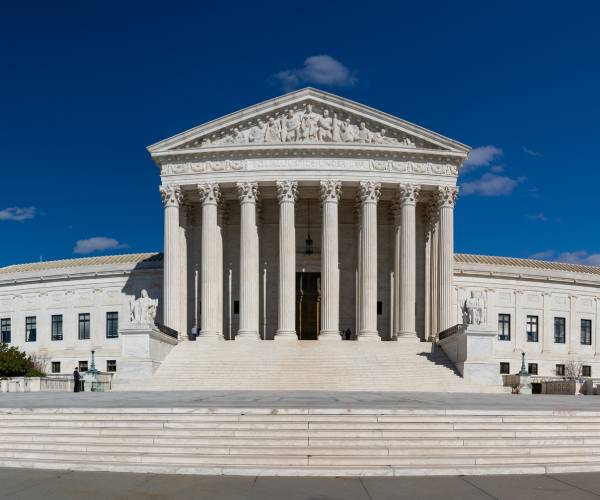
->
[392,203,401,339]
[397,184,420,338]
[275,181,298,340]
[320,180,342,340]
[358,181,381,341]
[159,184,183,334]
[178,205,189,339]
[198,183,222,339]
[237,182,260,340]
[428,203,439,338]
[436,186,458,333]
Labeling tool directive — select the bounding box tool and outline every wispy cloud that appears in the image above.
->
[73,237,128,255]
[522,146,542,157]
[529,250,600,266]
[527,213,548,222]
[0,206,36,222]
[272,55,357,91]
[460,173,526,197]
[462,145,503,173]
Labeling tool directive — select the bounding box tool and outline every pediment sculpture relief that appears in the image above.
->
[187,103,419,149]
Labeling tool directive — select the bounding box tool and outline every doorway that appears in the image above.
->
[296,272,320,340]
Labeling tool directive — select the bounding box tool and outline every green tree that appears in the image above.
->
[0,344,45,377]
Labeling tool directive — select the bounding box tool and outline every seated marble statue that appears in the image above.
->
[463,290,486,326]
[129,289,158,325]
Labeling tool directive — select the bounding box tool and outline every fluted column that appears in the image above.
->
[160,184,183,334]
[427,203,439,339]
[358,181,381,341]
[275,181,298,340]
[320,180,342,339]
[392,203,401,339]
[237,182,260,340]
[397,184,420,338]
[436,186,458,332]
[198,183,222,339]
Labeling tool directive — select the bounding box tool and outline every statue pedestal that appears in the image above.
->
[519,374,532,395]
[117,323,178,383]
[438,324,500,386]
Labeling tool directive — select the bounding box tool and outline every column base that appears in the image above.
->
[357,330,381,342]
[235,330,261,341]
[319,331,341,341]
[274,331,297,341]
[197,330,223,341]
[396,330,418,340]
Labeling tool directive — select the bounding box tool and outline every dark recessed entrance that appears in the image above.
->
[296,272,320,340]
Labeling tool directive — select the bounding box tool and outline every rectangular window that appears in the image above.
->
[582,365,592,377]
[51,315,63,341]
[581,319,592,345]
[526,315,539,343]
[499,362,510,374]
[78,313,90,340]
[498,314,511,341]
[25,316,36,342]
[106,360,117,372]
[554,317,566,344]
[528,363,538,375]
[556,364,565,377]
[79,361,88,372]
[1,318,11,344]
[106,312,119,338]
[51,361,61,374]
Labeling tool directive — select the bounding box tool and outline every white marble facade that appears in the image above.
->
[1,88,599,380]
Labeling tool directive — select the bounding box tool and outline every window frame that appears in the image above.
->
[51,361,61,374]
[1,318,11,344]
[25,316,37,342]
[106,311,119,339]
[556,364,565,377]
[51,314,63,341]
[78,361,88,372]
[526,315,539,343]
[554,317,566,344]
[499,362,510,374]
[528,363,538,375]
[78,313,90,340]
[498,314,511,341]
[106,360,117,372]
[582,365,592,377]
[581,319,592,346]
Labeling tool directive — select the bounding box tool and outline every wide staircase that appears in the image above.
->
[118,337,503,393]
[1,407,600,476]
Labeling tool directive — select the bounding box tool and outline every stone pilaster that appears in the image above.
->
[358,181,381,341]
[159,184,183,334]
[436,186,458,332]
[397,184,420,338]
[236,182,260,340]
[320,180,342,340]
[198,183,222,339]
[275,181,298,340]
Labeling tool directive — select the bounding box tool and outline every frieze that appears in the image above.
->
[161,158,457,177]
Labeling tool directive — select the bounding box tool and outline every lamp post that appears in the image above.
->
[519,352,528,376]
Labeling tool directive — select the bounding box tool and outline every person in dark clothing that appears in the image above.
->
[73,367,80,393]
[344,328,352,340]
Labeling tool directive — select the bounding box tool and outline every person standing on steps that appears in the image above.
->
[73,367,80,393]
[344,328,352,341]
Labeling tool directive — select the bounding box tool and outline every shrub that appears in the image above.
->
[0,344,46,377]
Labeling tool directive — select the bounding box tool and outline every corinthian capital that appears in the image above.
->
[358,181,381,204]
[159,184,183,208]
[398,184,421,205]
[197,183,221,205]
[276,180,298,203]
[436,186,459,209]
[320,180,342,204]
[237,182,259,203]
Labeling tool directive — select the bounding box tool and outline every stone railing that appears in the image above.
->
[154,322,179,340]
[437,324,465,341]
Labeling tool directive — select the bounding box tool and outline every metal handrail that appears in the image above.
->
[154,322,179,340]
[437,324,465,341]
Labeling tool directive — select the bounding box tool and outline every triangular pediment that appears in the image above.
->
[148,88,470,156]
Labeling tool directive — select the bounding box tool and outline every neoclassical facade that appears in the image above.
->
[150,88,465,342]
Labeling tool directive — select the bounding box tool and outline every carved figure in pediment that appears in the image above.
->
[232,127,247,144]
[400,136,416,148]
[357,122,371,143]
[332,112,341,142]
[340,117,355,142]
[317,109,333,142]
[284,109,300,142]
[265,117,282,143]
[300,103,319,141]
[249,120,266,144]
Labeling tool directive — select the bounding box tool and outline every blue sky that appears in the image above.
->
[1,1,599,267]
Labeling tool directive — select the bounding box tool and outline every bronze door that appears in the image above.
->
[296,272,320,340]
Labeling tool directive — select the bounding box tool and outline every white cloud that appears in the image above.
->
[273,55,357,91]
[462,145,503,172]
[529,250,600,266]
[526,213,548,222]
[522,146,542,157]
[490,165,505,173]
[73,237,128,255]
[0,206,36,221]
[460,173,526,197]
